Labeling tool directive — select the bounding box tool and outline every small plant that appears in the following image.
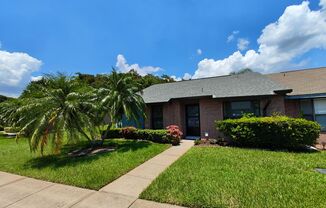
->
[166,125,183,145]
[209,138,218,145]
[194,138,201,145]
[216,137,229,146]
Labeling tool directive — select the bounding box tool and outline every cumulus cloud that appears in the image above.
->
[196,49,202,55]
[170,75,182,81]
[193,1,326,78]
[0,50,42,97]
[237,38,250,51]
[227,30,239,42]
[320,0,326,8]
[183,73,192,80]
[31,75,43,82]
[115,54,161,76]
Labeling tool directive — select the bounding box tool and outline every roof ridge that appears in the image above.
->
[148,71,258,88]
[267,66,326,75]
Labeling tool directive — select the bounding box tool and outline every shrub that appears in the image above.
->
[166,125,183,145]
[216,116,321,149]
[103,125,183,145]
[136,129,170,143]
[121,126,137,140]
[102,128,123,138]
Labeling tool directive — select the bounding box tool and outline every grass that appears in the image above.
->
[141,146,326,208]
[0,136,169,190]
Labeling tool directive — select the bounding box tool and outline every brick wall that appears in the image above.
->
[284,100,300,118]
[144,106,151,129]
[144,95,287,139]
[144,101,184,132]
[261,96,286,116]
[163,101,183,129]
[199,98,223,138]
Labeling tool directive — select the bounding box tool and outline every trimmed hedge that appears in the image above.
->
[216,116,321,149]
[102,126,181,145]
[105,128,124,138]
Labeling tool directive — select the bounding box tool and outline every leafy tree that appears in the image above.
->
[75,70,176,90]
[0,73,98,154]
[0,95,10,103]
[101,70,146,130]
[20,79,47,98]
[75,73,110,89]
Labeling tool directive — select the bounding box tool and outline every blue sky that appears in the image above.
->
[0,0,326,96]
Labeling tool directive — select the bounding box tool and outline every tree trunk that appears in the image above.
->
[101,122,113,144]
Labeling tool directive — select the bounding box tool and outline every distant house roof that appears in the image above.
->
[141,72,291,103]
[266,67,326,97]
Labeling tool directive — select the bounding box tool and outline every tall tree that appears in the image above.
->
[101,70,146,129]
[0,73,98,154]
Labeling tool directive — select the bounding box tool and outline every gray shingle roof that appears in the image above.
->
[266,67,326,96]
[141,72,291,103]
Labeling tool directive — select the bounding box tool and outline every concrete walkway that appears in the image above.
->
[0,140,193,208]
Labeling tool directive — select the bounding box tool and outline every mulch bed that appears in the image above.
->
[68,146,115,157]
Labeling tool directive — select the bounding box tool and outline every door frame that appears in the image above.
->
[185,104,201,137]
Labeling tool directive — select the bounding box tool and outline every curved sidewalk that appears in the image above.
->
[0,140,193,208]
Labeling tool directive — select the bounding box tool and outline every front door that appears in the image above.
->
[185,104,200,137]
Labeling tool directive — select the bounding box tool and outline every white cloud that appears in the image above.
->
[193,1,326,78]
[115,54,161,76]
[237,38,250,51]
[196,49,202,55]
[0,50,42,97]
[183,73,192,80]
[227,30,239,42]
[31,75,43,82]
[170,75,182,81]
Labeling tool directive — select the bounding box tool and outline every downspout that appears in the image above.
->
[263,100,271,116]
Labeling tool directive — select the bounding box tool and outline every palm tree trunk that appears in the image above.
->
[101,122,113,143]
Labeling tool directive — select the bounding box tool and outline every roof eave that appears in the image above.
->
[273,89,293,95]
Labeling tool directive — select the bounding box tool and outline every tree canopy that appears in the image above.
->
[75,69,176,90]
[0,69,161,154]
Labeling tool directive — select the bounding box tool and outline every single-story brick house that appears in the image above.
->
[141,67,326,139]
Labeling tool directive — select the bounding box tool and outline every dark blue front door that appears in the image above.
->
[185,104,200,136]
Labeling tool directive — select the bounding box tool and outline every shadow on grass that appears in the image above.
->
[207,144,322,154]
[24,139,152,169]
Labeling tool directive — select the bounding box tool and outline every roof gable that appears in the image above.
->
[267,67,326,96]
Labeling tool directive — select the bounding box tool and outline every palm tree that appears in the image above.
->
[101,70,146,134]
[0,73,98,154]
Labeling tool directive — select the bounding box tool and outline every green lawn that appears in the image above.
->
[0,136,169,190]
[141,146,326,208]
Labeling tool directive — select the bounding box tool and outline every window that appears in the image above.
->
[224,100,260,119]
[151,105,163,129]
[300,98,326,131]
[300,99,314,121]
[314,98,326,131]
